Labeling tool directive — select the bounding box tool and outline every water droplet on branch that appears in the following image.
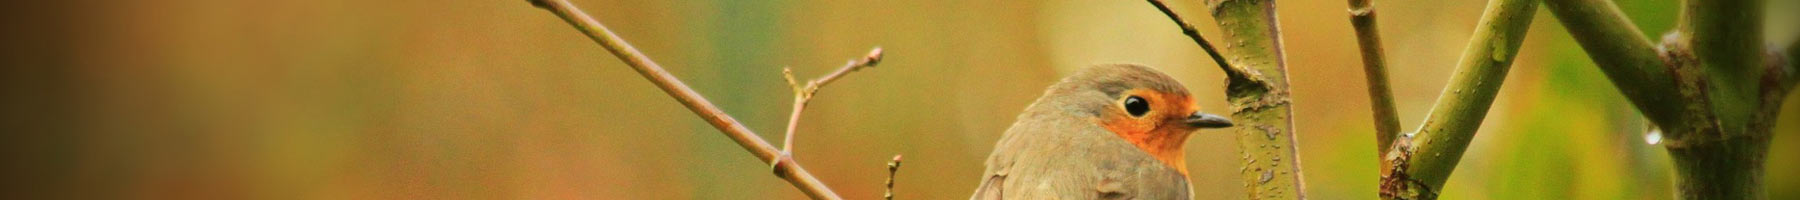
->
[1644,128,1663,145]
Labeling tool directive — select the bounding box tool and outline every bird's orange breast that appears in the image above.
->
[1101,120,1192,175]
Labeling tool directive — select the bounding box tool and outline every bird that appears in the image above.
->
[971,64,1233,200]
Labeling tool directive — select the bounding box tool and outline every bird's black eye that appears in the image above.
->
[1124,96,1150,117]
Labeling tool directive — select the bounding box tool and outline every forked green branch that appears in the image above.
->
[1546,0,1781,199]
[1542,0,1692,132]
[1380,0,1537,199]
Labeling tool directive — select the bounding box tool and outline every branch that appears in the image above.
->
[1659,1,1774,197]
[1147,0,1259,87]
[1173,0,1306,199]
[1678,0,1764,138]
[1784,0,1800,94]
[1542,0,1777,199]
[1347,0,1402,157]
[1380,0,1536,199]
[884,154,902,200]
[1787,42,1799,91]
[1543,0,1701,137]
[780,48,884,158]
[527,0,853,199]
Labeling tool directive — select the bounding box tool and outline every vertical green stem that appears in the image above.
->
[1667,136,1768,200]
[1789,43,1799,90]
[1205,0,1307,199]
[1679,0,1764,139]
[1346,0,1402,157]
[1664,0,1771,199]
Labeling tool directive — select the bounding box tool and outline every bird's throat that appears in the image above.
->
[1104,125,1192,175]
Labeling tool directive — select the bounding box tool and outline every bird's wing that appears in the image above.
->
[971,107,1111,199]
[969,110,1041,200]
[970,171,1005,200]
[970,107,1063,200]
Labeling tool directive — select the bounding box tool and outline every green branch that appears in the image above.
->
[1547,0,1777,199]
[1660,0,1773,199]
[1666,137,1770,200]
[1542,0,1693,132]
[1380,0,1536,199]
[1193,0,1308,199]
[1679,0,1764,139]
[1346,0,1403,157]
[1785,41,1798,91]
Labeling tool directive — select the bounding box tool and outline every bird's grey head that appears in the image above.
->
[1037,64,1232,129]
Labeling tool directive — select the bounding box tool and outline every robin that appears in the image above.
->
[971,64,1233,200]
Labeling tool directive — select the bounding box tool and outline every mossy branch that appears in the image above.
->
[1145,0,1305,199]
[1678,0,1764,140]
[1549,0,1781,199]
[1657,0,1774,199]
[1147,0,1308,199]
[1379,0,1537,199]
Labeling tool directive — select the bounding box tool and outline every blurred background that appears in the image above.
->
[3,0,1798,199]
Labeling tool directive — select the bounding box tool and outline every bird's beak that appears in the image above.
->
[1185,112,1234,129]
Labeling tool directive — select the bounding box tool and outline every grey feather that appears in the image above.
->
[971,64,1193,200]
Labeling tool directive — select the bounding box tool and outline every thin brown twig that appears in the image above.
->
[1147,0,1246,80]
[885,154,903,200]
[781,48,885,156]
[528,0,850,199]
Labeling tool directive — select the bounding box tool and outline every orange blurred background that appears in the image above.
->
[3,0,1797,199]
